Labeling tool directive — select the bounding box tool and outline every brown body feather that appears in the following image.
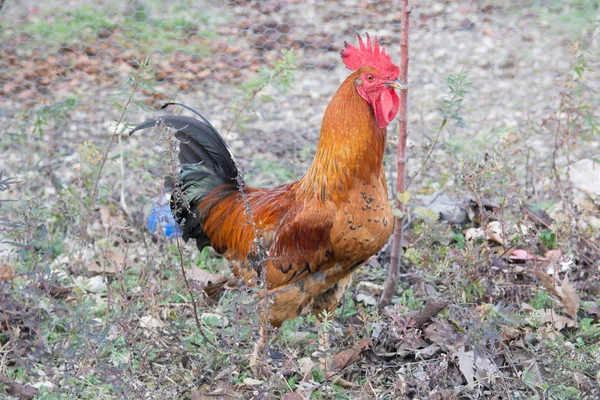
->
[198,67,394,327]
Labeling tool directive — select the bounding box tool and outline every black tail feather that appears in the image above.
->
[131,104,240,250]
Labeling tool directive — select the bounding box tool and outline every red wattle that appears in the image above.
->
[374,89,399,129]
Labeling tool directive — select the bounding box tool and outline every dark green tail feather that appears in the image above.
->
[130,105,240,250]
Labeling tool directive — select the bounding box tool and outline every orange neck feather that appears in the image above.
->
[298,70,387,202]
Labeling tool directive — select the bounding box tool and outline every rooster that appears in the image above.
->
[132,34,405,383]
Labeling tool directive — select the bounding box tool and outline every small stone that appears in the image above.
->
[356,293,377,306]
[85,276,107,293]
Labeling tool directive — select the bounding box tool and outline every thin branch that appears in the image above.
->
[406,118,446,189]
[381,0,411,306]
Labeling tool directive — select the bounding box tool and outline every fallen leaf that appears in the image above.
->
[586,303,600,318]
[473,353,499,383]
[86,250,128,274]
[455,346,498,387]
[242,377,264,386]
[424,320,456,348]
[186,267,227,287]
[510,340,544,386]
[297,357,314,381]
[522,303,577,330]
[533,269,580,319]
[99,205,125,230]
[0,264,15,282]
[456,347,475,384]
[0,373,38,399]
[395,369,407,395]
[139,315,166,330]
[330,338,372,373]
[522,359,544,385]
[190,385,238,400]
[486,221,506,245]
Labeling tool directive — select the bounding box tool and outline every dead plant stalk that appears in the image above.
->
[381,0,411,305]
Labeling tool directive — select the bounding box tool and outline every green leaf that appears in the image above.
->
[392,208,404,218]
[396,190,411,204]
[414,206,438,221]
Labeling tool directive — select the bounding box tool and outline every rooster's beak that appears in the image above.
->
[385,78,407,91]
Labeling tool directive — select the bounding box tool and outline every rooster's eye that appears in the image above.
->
[366,74,374,82]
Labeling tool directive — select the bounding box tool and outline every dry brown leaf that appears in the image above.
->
[395,370,407,395]
[424,320,456,348]
[297,356,314,381]
[473,353,499,383]
[86,250,128,274]
[541,309,577,330]
[558,274,580,319]
[99,205,125,230]
[329,338,372,373]
[0,373,38,400]
[186,267,227,286]
[186,268,227,297]
[533,269,580,319]
[454,346,498,386]
[522,359,544,385]
[456,347,475,384]
[522,303,577,330]
[510,341,544,386]
[283,392,307,400]
[0,264,16,282]
[486,221,506,245]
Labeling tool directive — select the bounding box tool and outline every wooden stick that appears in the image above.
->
[381,0,411,305]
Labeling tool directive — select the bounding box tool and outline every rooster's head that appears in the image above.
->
[341,34,405,129]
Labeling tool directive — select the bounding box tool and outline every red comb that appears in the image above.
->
[341,33,399,78]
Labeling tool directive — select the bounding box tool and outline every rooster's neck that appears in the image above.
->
[298,72,387,202]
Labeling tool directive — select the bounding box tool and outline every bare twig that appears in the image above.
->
[406,118,446,189]
[118,133,129,214]
[175,234,220,349]
[381,0,411,306]
[82,78,139,241]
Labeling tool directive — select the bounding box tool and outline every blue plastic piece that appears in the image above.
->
[148,201,181,238]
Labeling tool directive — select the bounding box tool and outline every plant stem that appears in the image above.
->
[381,0,411,306]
